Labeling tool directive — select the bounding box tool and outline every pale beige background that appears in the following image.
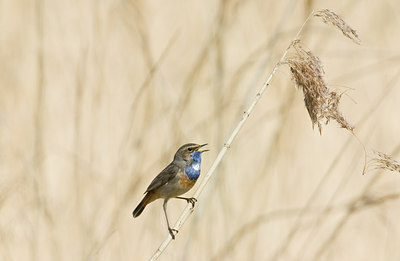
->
[1,0,400,260]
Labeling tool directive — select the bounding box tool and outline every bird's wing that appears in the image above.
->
[145,163,180,193]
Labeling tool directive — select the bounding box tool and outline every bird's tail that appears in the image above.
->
[132,192,154,218]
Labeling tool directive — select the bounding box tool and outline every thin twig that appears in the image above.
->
[149,12,314,261]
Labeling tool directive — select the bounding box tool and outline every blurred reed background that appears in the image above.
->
[1,0,400,260]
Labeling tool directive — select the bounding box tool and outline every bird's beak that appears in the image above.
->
[195,143,209,153]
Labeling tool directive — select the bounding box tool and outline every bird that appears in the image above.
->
[132,143,208,239]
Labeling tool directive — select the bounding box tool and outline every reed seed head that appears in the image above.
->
[314,9,361,45]
[370,151,400,174]
[283,40,354,134]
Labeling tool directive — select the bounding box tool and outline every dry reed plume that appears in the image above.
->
[370,151,400,173]
[314,9,361,44]
[283,39,354,134]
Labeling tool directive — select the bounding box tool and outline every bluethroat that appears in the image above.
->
[132,143,208,239]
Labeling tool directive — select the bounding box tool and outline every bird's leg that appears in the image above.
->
[163,199,177,239]
[175,196,197,208]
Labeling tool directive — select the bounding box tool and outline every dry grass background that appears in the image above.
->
[1,0,400,260]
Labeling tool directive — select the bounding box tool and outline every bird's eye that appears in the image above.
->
[188,147,193,152]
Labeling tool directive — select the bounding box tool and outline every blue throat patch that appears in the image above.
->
[185,152,202,180]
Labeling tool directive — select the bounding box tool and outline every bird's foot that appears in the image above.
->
[168,227,178,240]
[187,197,197,208]
[176,196,197,208]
